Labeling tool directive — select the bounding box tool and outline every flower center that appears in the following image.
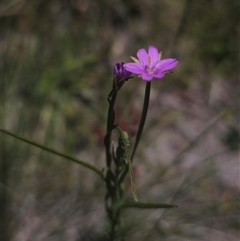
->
[145,56,156,74]
[147,55,151,64]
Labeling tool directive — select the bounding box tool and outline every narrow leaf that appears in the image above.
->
[116,126,138,202]
[128,160,138,202]
[123,202,178,209]
[0,128,105,180]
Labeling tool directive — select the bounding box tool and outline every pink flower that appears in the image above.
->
[123,45,178,81]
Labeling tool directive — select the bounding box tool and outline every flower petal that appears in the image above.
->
[152,71,164,79]
[141,72,153,81]
[137,48,148,67]
[148,45,159,67]
[156,59,178,72]
[123,63,144,74]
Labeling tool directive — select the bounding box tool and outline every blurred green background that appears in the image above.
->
[1,0,239,240]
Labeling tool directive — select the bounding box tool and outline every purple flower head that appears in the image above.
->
[113,62,132,90]
[114,62,132,83]
[123,45,178,81]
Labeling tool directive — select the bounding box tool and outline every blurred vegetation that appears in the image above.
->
[1,0,239,240]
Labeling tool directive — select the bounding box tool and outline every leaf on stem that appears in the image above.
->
[0,128,105,180]
[123,202,178,209]
[116,126,138,202]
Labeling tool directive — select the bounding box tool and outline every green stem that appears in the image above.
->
[105,89,117,168]
[131,81,151,161]
[118,82,151,184]
[0,128,105,180]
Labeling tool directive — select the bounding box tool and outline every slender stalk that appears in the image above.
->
[118,81,151,184]
[131,81,151,161]
[0,128,105,180]
[104,89,117,168]
[104,83,121,240]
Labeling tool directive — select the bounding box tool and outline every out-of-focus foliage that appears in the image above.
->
[1,0,239,240]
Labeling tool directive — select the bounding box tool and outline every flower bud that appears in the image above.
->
[114,62,132,89]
